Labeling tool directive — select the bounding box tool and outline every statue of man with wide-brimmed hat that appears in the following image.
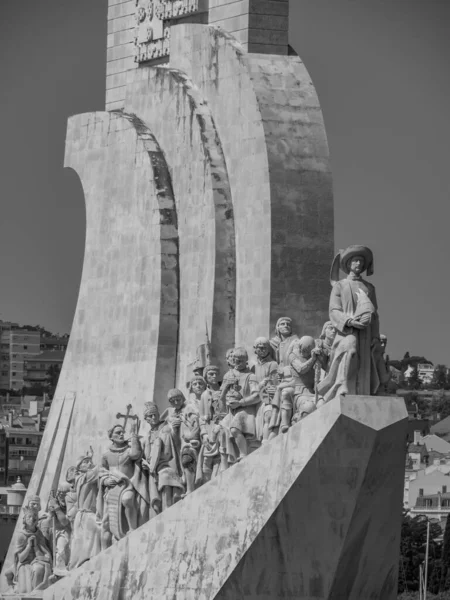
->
[317,245,390,401]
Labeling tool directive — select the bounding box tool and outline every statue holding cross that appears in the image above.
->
[98,406,150,548]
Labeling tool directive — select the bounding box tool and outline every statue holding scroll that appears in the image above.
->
[317,245,389,401]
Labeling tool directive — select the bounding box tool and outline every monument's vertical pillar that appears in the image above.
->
[106,1,137,110]
[170,3,334,345]
[209,0,288,55]
[105,0,333,360]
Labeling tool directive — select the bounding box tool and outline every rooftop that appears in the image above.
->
[421,492,450,501]
[408,443,427,453]
[40,336,68,345]
[25,350,65,363]
[431,415,450,434]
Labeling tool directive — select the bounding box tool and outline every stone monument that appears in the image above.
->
[1,2,407,599]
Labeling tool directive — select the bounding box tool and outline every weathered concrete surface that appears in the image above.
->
[53,110,178,467]
[0,110,182,591]
[42,396,407,600]
[121,22,333,375]
[124,66,236,385]
[208,0,289,55]
[170,24,333,345]
[106,0,291,111]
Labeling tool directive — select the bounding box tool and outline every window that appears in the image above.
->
[23,345,28,350]
[443,486,447,494]
[12,354,16,358]
[419,488,424,496]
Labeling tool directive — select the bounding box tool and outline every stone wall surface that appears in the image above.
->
[0,110,181,587]
[106,0,137,110]
[49,110,175,467]
[170,24,333,343]
[124,65,236,385]
[106,0,291,111]
[247,53,334,333]
[42,396,407,600]
[208,0,289,55]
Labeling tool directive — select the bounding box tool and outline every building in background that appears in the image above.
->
[40,335,69,353]
[421,434,450,455]
[407,419,430,443]
[408,470,450,516]
[24,350,65,389]
[431,415,450,442]
[3,422,43,486]
[0,396,46,486]
[0,323,40,391]
[411,488,450,522]
[0,428,5,485]
[0,478,27,572]
[0,321,69,393]
[417,363,435,385]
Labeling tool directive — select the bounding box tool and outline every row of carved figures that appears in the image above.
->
[5,245,391,593]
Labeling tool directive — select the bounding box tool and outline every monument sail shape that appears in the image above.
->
[1,2,407,599]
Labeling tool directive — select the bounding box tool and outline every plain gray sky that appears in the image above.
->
[0,0,449,364]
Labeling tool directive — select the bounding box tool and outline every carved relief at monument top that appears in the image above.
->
[134,0,208,62]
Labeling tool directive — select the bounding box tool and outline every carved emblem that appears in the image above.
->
[134,0,202,63]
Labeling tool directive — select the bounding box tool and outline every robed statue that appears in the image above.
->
[317,245,390,401]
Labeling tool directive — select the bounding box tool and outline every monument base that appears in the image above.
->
[35,395,407,600]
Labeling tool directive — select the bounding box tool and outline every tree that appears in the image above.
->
[401,352,411,371]
[399,512,442,593]
[46,364,61,399]
[22,384,45,396]
[430,559,442,594]
[432,365,449,390]
[408,366,422,390]
[440,516,450,592]
[430,394,450,421]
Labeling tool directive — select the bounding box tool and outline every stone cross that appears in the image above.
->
[107,0,289,110]
[115,403,139,432]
